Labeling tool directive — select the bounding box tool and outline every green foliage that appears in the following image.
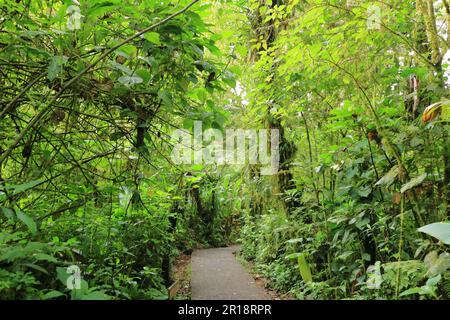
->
[418,223,450,245]
[0,0,236,300]
[0,0,448,301]
[231,0,449,300]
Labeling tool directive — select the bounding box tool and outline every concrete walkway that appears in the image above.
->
[191,245,271,300]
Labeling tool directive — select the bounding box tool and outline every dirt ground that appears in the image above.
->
[172,253,192,299]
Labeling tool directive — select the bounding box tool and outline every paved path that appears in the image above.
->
[191,245,271,300]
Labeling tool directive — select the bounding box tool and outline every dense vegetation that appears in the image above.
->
[0,0,449,300]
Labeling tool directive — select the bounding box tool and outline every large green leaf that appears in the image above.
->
[79,291,111,300]
[3,179,43,195]
[16,210,37,234]
[418,223,450,245]
[144,32,161,45]
[1,207,15,221]
[33,253,58,263]
[43,290,65,300]
[297,253,313,283]
[47,56,68,81]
